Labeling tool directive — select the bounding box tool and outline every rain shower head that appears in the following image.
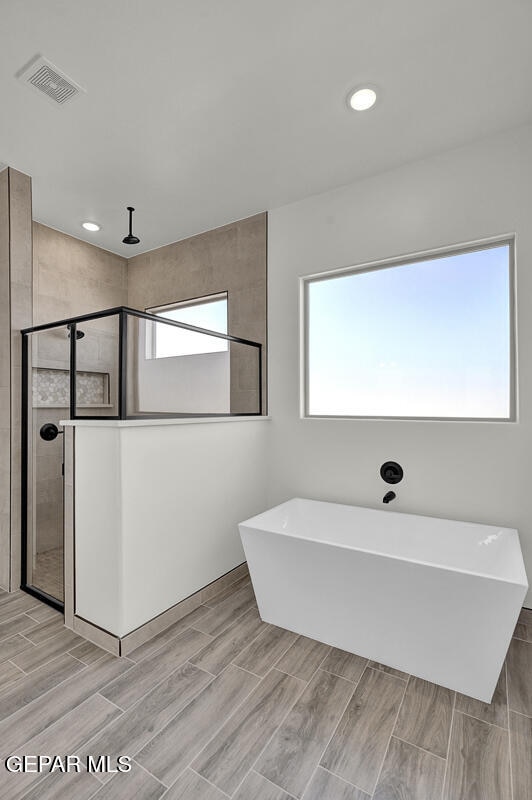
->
[122,206,140,245]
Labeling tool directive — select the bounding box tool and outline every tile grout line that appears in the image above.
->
[506,663,514,800]
[366,664,408,682]
[370,672,410,796]
[391,733,448,762]
[131,758,168,790]
[250,769,299,799]
[454,708,510,732]
[14,644,87,676]
[508,708,532,719]
[6,659,25,676]
[440,689,456,800]
[228,662,263,679]
[95,692,125,713]
[318,765,371,798]
[320,659,369,684]
[18,633,37,647]
[21,619,81,648]
[187,766,232,798]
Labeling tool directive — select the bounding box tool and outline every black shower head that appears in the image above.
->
[122,206,140,245]
[67,328,85,340]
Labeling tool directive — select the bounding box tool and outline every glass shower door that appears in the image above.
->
[23,324,71,605]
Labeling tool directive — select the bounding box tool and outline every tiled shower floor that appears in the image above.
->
[32,547,64,603]
[0,578,530,799]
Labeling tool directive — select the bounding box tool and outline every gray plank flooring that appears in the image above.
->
[77,662,213,779]
[192,668,304,795]
[506,636,532,716]
[233,624,298,677]
[274,634,331,681]
[100,627,211,709]
[0,586,529,800]
[189,606,266,674]
[136,664,260,785]
[321,648,368,683]
[373,736,445,800]
[234,770,295,800]
[0,660,24,691]
[256,669,353,797]
[368,661,409,681]
[162,768,227,800]
[443,711,511,800]
[303,767,370,799]
[394,676,454,758]
[321,667,406,794]
[509,710,532,799]
[193,583,257,636]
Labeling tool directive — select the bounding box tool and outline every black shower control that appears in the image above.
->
[39,423,63,442]
[380,461,403,484]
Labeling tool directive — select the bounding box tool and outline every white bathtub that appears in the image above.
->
[239,498,528,702]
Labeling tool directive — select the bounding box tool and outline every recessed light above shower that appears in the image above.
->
[347,86,377,111]
[82,221,100,232]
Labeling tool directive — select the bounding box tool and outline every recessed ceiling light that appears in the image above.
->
[82,221,100,232]
[347,87,377,111]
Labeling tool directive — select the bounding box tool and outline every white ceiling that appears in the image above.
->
[1,0,532,256]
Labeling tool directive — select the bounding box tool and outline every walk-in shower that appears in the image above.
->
[21,307,263,610]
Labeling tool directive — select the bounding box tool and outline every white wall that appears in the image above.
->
[136,348,230,414]
[268,123,532,607]
[74,418,269,636]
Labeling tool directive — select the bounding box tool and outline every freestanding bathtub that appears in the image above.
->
[239,498,528,702]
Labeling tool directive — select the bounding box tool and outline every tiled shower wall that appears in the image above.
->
[31,223,128,556]
[0,168,33,591]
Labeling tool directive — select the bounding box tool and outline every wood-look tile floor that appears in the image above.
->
[31,547,64,603]
[0,584,531,800]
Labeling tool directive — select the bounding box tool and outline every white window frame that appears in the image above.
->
[300,236,516,422]
[146,292,228,359]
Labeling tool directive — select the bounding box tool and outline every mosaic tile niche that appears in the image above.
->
[33,368,109,407]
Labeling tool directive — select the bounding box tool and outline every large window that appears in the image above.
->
[148,293,228,358]
[304,241,514,420]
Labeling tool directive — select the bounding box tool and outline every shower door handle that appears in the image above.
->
[39,423,64,441]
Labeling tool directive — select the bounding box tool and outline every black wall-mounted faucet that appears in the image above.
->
[380,462,403,484]
[383,491,396,504]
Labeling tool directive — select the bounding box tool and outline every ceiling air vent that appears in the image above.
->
[17,54,85,106]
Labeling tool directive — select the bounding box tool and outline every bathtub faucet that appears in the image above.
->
[383,491,396,504]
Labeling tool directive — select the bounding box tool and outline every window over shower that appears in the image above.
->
[148,293,228,358]
[303,239,515,420]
